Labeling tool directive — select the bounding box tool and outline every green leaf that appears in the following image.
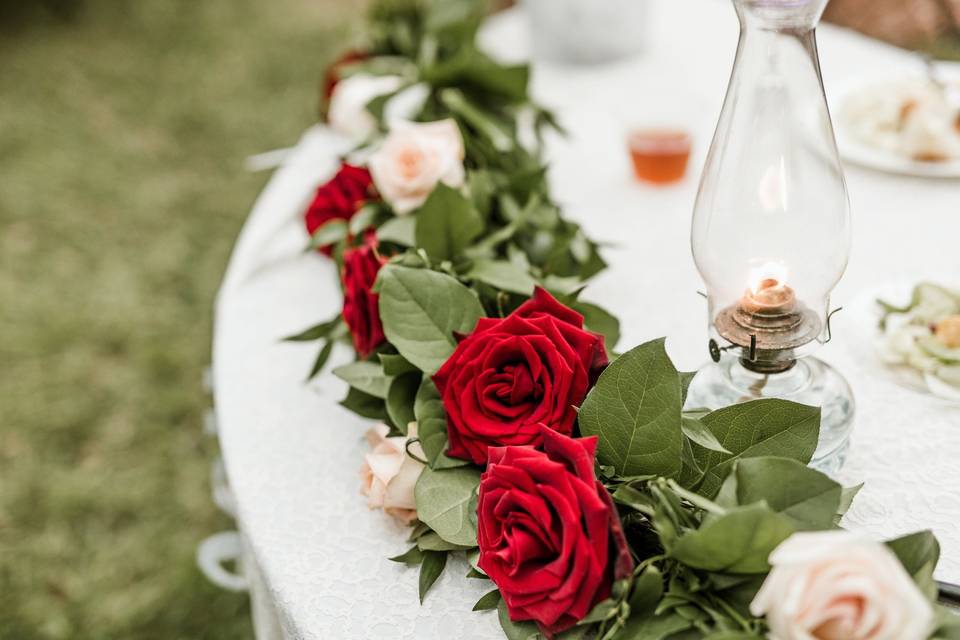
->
[693,400,821,498]
[679,371,696,406]
[667,479,728,516]
[425,0,483,35]
[569,229,591,264]
[467,59,529,102]
[365,85,407,126]
[440,88,515,152]
[579,338,683,477]
[389,546,424,566]
[917,560,939,601]
[837,483,863,517]
[556,626,591,639]
[465,220,519,258]
[466,548,483,574]
[407,520,431,542]
[670,503,795,574]
[413,184,484,261]
[416,531,473,552]
[284,315,342,342]
[542,274,585,296]
[332,361,393,399]
[668,604,709,625]
[681,416,731,454]
[498,599,540,640]
[466,259,536,295]
[349,203,380,236]
[616,611,691,640]
[506,244,531,272]
[710,574,766,618]
[339,386,387,420]
[732,457,841,530]
[887,530,941,577]
[577,599,617,625]
[507,166,548,204]
[422,47,529,102]
[713,468,740,510]
[414,378,468,469]
[415,466,481,547]
[379,353,418,377]
[386,372,421,431]
[468,169,496,217]
[377,264,485,374]
[572,301,620,353]
[473,589,501,611]
[629,566,664,616]
[377,215,417,246]
[413,377,446,457]
[306,340,335,381]
[612,484,656,515]
[307,220,349,251]
[679,437,704,488]
[706,572,759,591]
[933,606,960,639]
[418,550,448,604]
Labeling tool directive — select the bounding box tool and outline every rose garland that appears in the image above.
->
[287,1,960,639]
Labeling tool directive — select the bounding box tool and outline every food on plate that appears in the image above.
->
[877,282,960,395]
[842,77,960,163]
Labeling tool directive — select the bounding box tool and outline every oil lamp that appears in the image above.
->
[685,0,854,473]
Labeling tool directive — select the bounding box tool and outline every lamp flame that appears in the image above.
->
[748,261,789,295]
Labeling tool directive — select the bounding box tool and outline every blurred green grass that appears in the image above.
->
[0,1,358,637]
[927,34,960,61]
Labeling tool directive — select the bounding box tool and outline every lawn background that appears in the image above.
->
[0,1,358,637]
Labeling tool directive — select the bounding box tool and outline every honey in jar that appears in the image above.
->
[628,129,692,185]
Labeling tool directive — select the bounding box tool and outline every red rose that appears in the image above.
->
[322,49,369,110]
[341,235,386,357]
[305,163,375,256]
[432,287,607,465]
[478,428,633,636]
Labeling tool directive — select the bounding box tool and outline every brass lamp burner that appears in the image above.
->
[715,279,821,373]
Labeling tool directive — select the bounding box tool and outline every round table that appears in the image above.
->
[213,3,960,638]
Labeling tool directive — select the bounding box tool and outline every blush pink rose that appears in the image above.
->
[359,423,425,525]
[368,119,465,214]
[751,531,933,640]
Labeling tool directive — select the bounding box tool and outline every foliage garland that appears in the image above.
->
[287,1,960,638]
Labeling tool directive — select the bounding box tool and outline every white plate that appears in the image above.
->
[831,70,960,179]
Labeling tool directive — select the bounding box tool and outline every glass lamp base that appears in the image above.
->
[685,356,855,476]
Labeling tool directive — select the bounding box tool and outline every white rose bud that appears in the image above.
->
[359,422,425,525]
[368,119,466,215]
[328,74,404,140]
[751,531,933,640]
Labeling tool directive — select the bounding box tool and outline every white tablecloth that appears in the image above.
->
[213,3,960,638]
